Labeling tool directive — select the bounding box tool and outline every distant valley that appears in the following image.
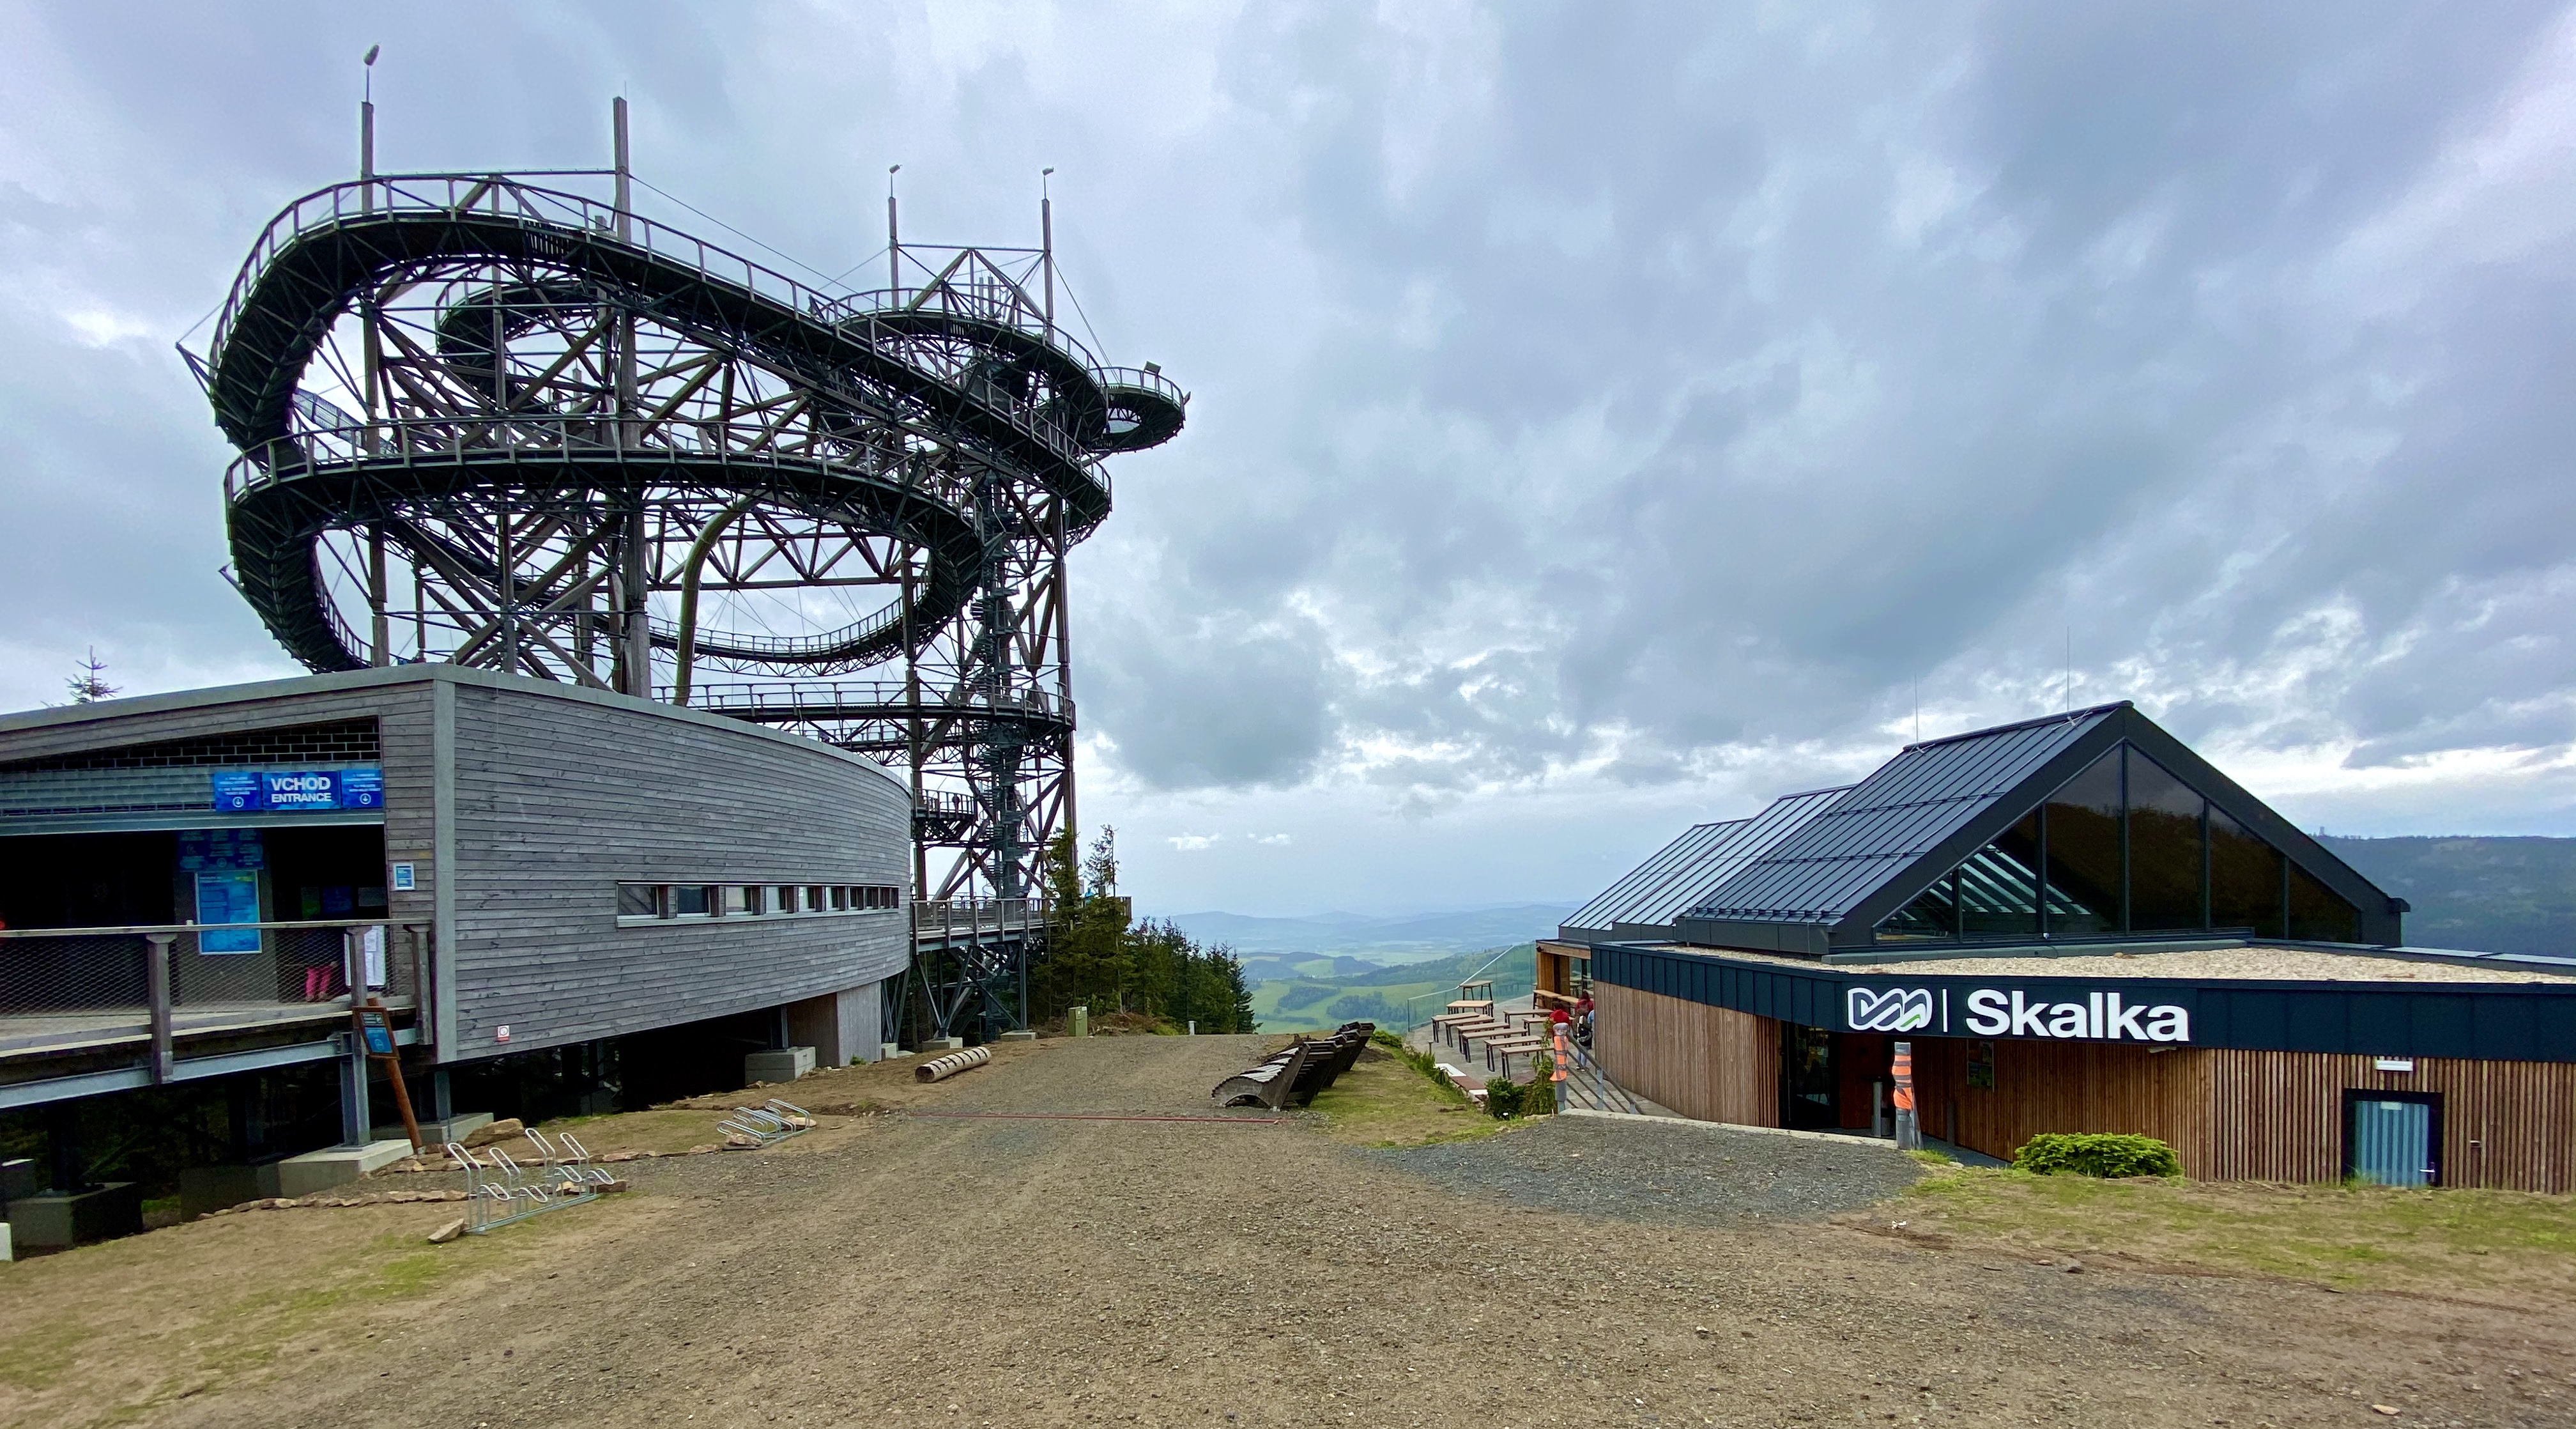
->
[1167,836,2576,1032]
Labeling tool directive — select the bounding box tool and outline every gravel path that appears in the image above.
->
[1374,1115,1921,1225]
[8,1036,2559,1429]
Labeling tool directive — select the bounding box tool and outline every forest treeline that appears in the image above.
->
[1030,828,1256,1033]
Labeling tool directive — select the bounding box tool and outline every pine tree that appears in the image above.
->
[65,647,118,704]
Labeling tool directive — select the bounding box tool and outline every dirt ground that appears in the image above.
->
[3,1033,2572,1428]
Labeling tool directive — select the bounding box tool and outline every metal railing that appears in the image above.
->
[911,898,1050,942]
[209,174,1120,481]
[677,679,1071,723]
[0,920,425,1074]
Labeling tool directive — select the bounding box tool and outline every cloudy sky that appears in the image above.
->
[6,3,2576,915]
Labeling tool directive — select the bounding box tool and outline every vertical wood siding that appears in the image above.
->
[1597,984,2575,1187]
[1595,982,1779,1125]
[447,681,910,1060]
[2200,1051,2576,1191]
[1913,1038,2216,1173]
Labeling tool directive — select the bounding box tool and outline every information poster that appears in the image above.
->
[195,871,263,954]
[178,828,264,872]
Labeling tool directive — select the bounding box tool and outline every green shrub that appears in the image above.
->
[1374,1030,1471,1105]
[1521,1054,1556,1116]
[2011,1132,2183,1178]
[1484,1078,1525,1119]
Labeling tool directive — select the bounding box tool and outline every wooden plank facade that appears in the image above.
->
[0,665,912,1069]
[1595,982,1779,1127]
[1604,982,2576,1190]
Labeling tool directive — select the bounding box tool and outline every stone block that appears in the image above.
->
[928,1036,965,1052]
[273,1140,416,1199]
[460,1118,524,1148]
[745,1047,816,1085]
[997,1030,1037,1041]
[6,1182,144,1250]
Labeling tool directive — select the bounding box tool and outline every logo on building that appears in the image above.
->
[1846,985,1934,1033]
[1961,989,2190,1043]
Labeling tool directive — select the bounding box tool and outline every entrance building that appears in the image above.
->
[1,665,910,1239]
[1549,702,2576,1189]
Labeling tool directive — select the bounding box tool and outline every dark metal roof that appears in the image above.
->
[1562,785,1850,936]
[1563,819,1747,934]
[1687,704,2126,925]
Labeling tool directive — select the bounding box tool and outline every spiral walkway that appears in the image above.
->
[203,173,1186,676]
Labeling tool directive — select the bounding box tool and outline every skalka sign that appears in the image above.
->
[1845,984,2192,1044]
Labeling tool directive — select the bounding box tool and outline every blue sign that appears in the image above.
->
[261,770,342,811]
[205,767,386,812]
[178,828,264,872]
[195,870,263,954]
[211,771,263,812]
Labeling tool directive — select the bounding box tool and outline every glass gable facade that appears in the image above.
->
[1874,742,2361,945]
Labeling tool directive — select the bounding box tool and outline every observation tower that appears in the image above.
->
[188,99,1184,915]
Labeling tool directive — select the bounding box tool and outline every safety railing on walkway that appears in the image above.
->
[0,920,425,1073]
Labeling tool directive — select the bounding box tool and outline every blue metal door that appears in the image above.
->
[2347,1096,2436,1187]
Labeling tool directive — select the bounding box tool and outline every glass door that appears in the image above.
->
[2343,1090,2441,1187]
[1781,1024,1837,1130]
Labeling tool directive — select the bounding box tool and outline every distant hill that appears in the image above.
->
[1248,941,1540,1033]
[1149,903,1578,966]
[2322,835,2576,956]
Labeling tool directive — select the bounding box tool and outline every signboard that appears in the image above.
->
[390,862,417,892]
[203,767,386,813]
[358,1008,396,1056]
[1843,982,2191,1044]
[194,871,262,954]
[261,771,342,812]
[178,828,263,872]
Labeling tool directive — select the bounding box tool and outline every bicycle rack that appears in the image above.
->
[445,1137,602,1233]
[717,1098,816,1147]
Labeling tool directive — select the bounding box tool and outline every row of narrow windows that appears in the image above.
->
[617,882,902,920]
[1878,742,2362,945]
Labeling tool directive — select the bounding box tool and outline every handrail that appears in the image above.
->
[0,918,409,939]
[208,174,1126,477]
[213,175,1111,378]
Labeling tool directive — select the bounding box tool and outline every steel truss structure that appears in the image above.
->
[194,144,1183,913]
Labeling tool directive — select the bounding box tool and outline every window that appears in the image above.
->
[1958,815,2042,941]
[2040,748,2122,936]
[1879,873,1958,941]
[2288,863,2360,942]
[2126,749,2205,932]
[618,881,905,922]
[1871,740,2363,946]
[2208,806,2285,937]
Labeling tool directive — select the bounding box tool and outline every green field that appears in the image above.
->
[1250,943,1537,1031]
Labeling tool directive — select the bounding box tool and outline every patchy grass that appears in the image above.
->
[1307,1047,1510,1148]
[1897,1166,2576,1295]
[534,1106,739,1157]
[0,1199,617,1429]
